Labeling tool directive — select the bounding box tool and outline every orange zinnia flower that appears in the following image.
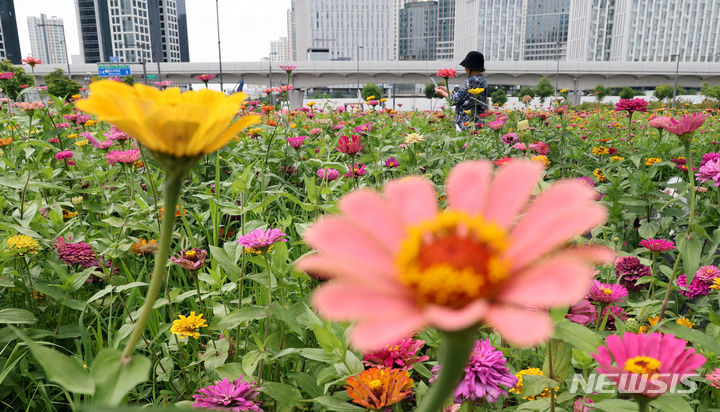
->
[0,137,12,146]
[345,368,413,410]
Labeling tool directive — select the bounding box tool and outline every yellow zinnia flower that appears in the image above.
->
[170,311,208,339]
[5,234,40,255]
[645,158,661,166]
[468,88,484,95]
[75,80,259,159]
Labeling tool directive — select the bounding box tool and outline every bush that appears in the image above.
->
[592,84,611,102]
[701,82,720,100]
[361,83,382,100]
[44,69,81,99]
[619,87,639,100]
[573,102,613,111]
[534,77,554,104]
[516,86,535,98]
[123,76,135,86]
[490,88,508,106]
[0,60,35,100]
[424,83,436,99]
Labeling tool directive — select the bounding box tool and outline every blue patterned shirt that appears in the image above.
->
[450,74,488,129]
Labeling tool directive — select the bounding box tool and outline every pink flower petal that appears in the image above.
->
[507,180,608,269]
[350,315,427,351]
[312,282,415,321]
[338,189,405,252]
[384,177,438,225]
[303,216,394,272]
[422,300,488,331]
[484,306,553,346]
[446,161,491,215]
[296,254,399,290]
[498,254,597,308]
[484,160,544,228]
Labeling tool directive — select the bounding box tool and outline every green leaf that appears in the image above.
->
[651,393,693,412]
[312,395,364,411]
[259,381,304,408]
[216,362,244,381]
[638,221,659,239]
[209,245,242,281]
[554,319,603,353]
[542,339,572,382]
[210,306,266,330]
[14,327,94,394]
[660,322,720,353]
[0,308,37,324]
[519,374,557,398]
[312,324,343,355]
[91,348,151,406]
[678,234,702,284]
[591,399,638,412]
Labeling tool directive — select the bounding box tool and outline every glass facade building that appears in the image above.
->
[0,0,21,64]
[399,1,438,61]
[524,0,569,60]
[436,0,455,59]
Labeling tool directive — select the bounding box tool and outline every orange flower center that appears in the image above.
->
[396,211,510,309]
[624,356,661,377]
[602,287,613,295]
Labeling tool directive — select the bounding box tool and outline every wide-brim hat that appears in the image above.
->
[460,51,485,71]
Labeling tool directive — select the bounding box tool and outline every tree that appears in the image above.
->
[44,69,81,99]
[424,83,436,99]
[490,88,508,107]
[361,83,382,100]
[123,76,135,86]
[517,86,535,98]
[653,84,674,101]
[701,82,720,100]
[619,87,638,100]
[592,84,610,102]
[534,77,554,104]
[0,60,35,100]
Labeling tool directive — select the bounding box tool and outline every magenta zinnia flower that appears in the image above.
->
[105,126,133,141]
[588,280,628,303]
[171,248,208,271]
[297,160,612,350]
[675,273,712,299]
[436,68,457,78]
[362,337,429,370]
[566,299,598,326]
[639,238,675,252]
[695,265,720,283]
[615,98,648,113]
[696,157,720,186]
[195,73,215,83]
[238,228,287,250]
[0,72,14,80]
[449,339,518,404]
[385,157,399,168]
[55,150,74,160]
[105,149,140,165]
[336,135,364,155]
[615,256,651,291]
[501,133,519,145]
[279,64,297,73]
[54,236,101,269]
[317,168,340,181]
[592,332,705,398]
[286,136,306,149]
[707,368,720,389]
[192,377,262,411]
[664,113,708,137]
[344,163,367,177]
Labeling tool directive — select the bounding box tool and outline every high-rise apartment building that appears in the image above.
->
[0,0,21,63]
[271,37,289,61]
[567,0,614,61]
[454,0,525,61]
[287,5,295,60]
[436,0,454,59]
[75,0,189,64]
[28,14,68,65]
[399,1,438,60]
[524,0,569,60]
[293,0,396,61]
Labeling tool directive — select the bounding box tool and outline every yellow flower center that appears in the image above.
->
[185,250,197,258]
[602,287,613,295]
[368,379,383,391]
[396,211,510,309]
[624,356,661,375]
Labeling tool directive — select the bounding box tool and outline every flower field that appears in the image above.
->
[2,77,720,412]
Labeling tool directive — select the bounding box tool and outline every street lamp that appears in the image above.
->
[356,45,364,99]
[555,41,562,98]
[215,0,224,92]
[268,51,277,105]
[671,53,680,109]
[36,22,72,78]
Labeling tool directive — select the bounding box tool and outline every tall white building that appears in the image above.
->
[569,0,720,62]
[28,14,68,65]
[454,0,526,61]
[287,7,295,60]
[293,0,396,61]
[271,37,288,61]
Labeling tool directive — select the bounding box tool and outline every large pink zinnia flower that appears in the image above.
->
[437,68,457,78]
[588,280,628,303]
[663,113,708,137]
[592,332,705,397]
[297,160,613,350]
[615,98,648,113]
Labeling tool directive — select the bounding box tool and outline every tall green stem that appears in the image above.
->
[415,328,475,412]
[121,173,184,362]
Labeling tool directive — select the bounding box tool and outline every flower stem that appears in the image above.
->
[636,396,651,412]
[415,328,475,412]
[121,172,184,362]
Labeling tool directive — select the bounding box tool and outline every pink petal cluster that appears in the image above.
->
[55,150,74,160]
[170,248,208,271]
[238,228,287,249]
[105,126,133,141]
[566,299,598,326]
[529,141,549,155]
[105,149,140,164]
[344,163,367,177]
[385,157,399,168]
[362,337,429,370]
[154,80,173,88]
[309,127,322,136]
[588,280,628,303]
[0,72,14,80]
[695,265,720,283]
[648,116,672,129]
[615,256,651,291]
[437,68,457,78]
[192,377,262,411]
[317,168,340,181]
[663,113,708,137]
[501,133,519,145]
[54,236,102,269]
[15,101,45,111]
[297,160,612,350]
[696,157,720,186]
[286,136,307,149]
[336,135,364,155]
[675,273,712,299]
[592,332,705,397]
[639,238,675,252]
[279,64,297,72]
[706,368,720,389]
[195,73,215,82]
[486,120,506,131]
[84,131,114,150]
[615,98,648,113]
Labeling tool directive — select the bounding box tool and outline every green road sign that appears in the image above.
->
[146,74,158,80]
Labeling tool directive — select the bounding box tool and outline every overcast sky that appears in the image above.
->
[15,0,291,62]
